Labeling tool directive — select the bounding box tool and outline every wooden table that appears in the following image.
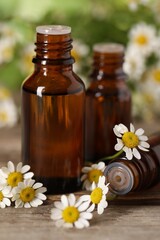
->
[0,124,160,240]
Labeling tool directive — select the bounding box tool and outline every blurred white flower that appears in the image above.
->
[0,95,18,128]
[72,40,89,72]
[124,46,145,80]
[0,38,15,64]
[142,64,160,101]
[20,44,34,75]
[129,22,157,56]
[128,0,149,11]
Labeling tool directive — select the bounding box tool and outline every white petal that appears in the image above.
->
[33,198,43,206]
[97,162,105,170]
[83,180,92,191]
[61,195,68,207]
[33,182,43,189]
[140,141,150,149]
[24,202,31,208]
[24,172,34,179]
[86,203,95,213]
[21,165,30,174]
[54,201,64,210]
[35,187,47,194]
[80,211,93,219]
[81,167,91,173]
[2,186,12,195]
[15,199,23,208]
[81,174,87,181]
[8,161,15,172]
[68,194,76,206]
[91,182,96,190]
[51,208,62,220]
[0,202,5,208]
[74,220,84,229]
[36,193,46,201]
[138,145,149,151]
[100,199,108,209]
[79,195,90,202]
[1,167,9,176]
[139,135,148,141]
[97,204,104,215]
[123,146,133,160]
[3,198,11,206]
[135,128,144,136]
[12,194,19,201]
[63,223,73,228]
[113,126,122,137]
[119,124,128,133]
[103,186,109,195]
[98,176,105,187]
[55,219,65,228]
[115,139,123,151]
[133,148,141,159]
[16,162,22,172]
[79,218,90,228]
[130,123,135,133]
[25,178,35,187]
[30,199,39,207]
[78,201,90,212]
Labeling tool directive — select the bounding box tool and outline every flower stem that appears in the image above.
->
[98,149,124,162]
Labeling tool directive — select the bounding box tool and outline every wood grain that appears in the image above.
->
[0,124,160,240]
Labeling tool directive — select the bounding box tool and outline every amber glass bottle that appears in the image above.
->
[104,132,160,195]
[85,43,131,163]
[21,25,85,194]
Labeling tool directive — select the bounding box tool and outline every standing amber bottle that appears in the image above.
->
[21,25,85,194]
[104,132,160,195]
[85,43,131,163]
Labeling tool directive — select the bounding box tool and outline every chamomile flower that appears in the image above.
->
[114,123,150,160]
[51,193,93,229]
[0,185,12,208]
[129,22,157,56]
[0,161,34,189]
[80,176,109,215]
[12,178,47,208]
[0,99,18,128]
[123,45,145,80]
[81,162,105,191]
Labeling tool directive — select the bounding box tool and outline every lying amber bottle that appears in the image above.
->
[21,25,85,194]
[85,43,131,163]
[104,132,160,195]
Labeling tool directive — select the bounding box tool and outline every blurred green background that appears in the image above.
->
[0,0,158,89]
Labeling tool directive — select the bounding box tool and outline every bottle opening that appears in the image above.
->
[93,43,124,54]
[36,25,71,35]
[104,162,134,195]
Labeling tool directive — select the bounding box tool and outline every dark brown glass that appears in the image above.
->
[85,43,131,163]
[104,132,160,195]
[21,26,85,194]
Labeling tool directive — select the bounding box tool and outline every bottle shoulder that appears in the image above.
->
[22,70,85,95]
[86,78,130,96]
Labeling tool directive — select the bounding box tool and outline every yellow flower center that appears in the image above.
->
[62,206,80,223]
[0,191,4,201]
[153,69,160,83]
[135,34,148,45]
[88,169,103,183]
[0,88,10,99]
[20,187,35,203]
[122,132,139,148]
[90,187,103,204]
[7,172,23,187]
[0,112,8,122]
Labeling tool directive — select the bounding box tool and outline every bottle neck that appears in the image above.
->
[33,32,74,67]
[91,43,125,77]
